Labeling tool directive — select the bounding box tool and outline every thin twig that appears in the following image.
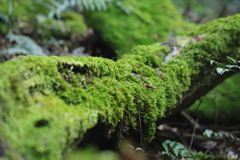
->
[136,97,143,145]
[189,118,198,150]
[181,111,201,130]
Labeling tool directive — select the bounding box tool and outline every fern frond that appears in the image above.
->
[44,0,113,19]
[0,48,32,55]
[0,12,11,24]
[0,34,47,56]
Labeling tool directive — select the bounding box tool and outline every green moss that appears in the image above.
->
[0,57,98,160]
[1,13,240,159]
[0,53,170,158]
[191,14,240,36]
[195,153,234,160]
[0,40,188,158]
[63,147,119,160]
[62,11,88,35]
[172,14,240,123]
[83,0,186,54]
[159,58,191,107]
[125,43,169,67]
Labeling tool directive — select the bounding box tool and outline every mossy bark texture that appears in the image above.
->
[0,14,240,160]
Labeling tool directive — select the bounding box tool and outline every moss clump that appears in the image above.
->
[61,11,88,35]
[195,153,233,160]
[63,147,119,160]
[0,57,99,160]
[83,0,188,54]
[178,14,240,79]
[125,43,170,67]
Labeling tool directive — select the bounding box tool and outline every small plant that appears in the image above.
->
[0,33,47,56]
[161,140,196,159]
[203,129,240,142]
[210,56,240,75]
[203,129,240,159]
[41,0,114,19]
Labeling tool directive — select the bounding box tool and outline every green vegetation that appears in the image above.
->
[63,147,119,160]
[1,0,240,159]
[172,0,240,23]
[0,44,171,159]
[0,0,196,53]
[0,0,88,38]
[83,0,195,54]
[1,13,240,159]
[38,11,88,39]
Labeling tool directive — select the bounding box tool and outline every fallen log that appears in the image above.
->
[0,14,240,160]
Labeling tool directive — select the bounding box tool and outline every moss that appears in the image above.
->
[1,13,240,159]
[170,14,240,118]
[191,14,240,36]
[0,42,183,158]
[195,153,234,160]
[0,57,98,160]
[83,0,186,54]
[0,53,170,159]
[159,58,191,107]
[125,43,169,67]
[62,11,88,35]
[162,14,239,83]
[63,147,119,160]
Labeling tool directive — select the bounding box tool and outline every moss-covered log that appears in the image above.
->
[0,14,240,160]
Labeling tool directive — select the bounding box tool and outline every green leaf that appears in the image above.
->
[210,60,215,65]
[216,68,232,74]
[226,64,239,69]
[162,140,170,153]
[210,60,225,68]
[215,62,225,68]
[135,147,143,151]
[226,56,237,64]
[203,129,213,138]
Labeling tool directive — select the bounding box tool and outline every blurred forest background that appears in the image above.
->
[173,0,240,23]
[1,0,240,159]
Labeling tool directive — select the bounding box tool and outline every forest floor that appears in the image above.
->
[147,111,240,160]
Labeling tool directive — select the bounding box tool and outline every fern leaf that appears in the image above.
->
[5,34,47,56]
[0,12,11,24]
